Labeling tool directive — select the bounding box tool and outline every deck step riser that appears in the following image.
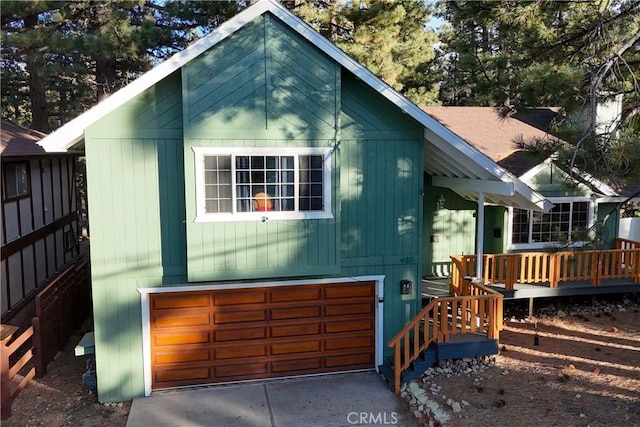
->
[379,336,498,388]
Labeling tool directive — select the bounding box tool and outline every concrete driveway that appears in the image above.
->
[126,371,419,427]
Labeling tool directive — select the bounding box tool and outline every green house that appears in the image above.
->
[39,1,549,402]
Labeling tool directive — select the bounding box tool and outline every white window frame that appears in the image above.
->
[193,147,333,222]
[507,197,594,251]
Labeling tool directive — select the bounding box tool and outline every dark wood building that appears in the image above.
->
[1,120,81,321]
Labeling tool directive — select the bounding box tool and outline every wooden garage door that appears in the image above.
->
[149,281,376,389]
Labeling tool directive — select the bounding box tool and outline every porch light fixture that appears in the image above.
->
[437,194,446,210]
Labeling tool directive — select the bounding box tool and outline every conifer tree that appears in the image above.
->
[436,0,640,186]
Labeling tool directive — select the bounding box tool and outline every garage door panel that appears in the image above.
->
[271,357,322,373]
[154,349,211,365]
[324,285,374,299]
[270,306,320,320]
[325,335,374,351]
[214,327,266,342]
[270,323,321,338]
[214,345,267,359]
[154,331,211,346]
[155,367,210,383]
[152,312,211,329]
[325,318,374,334]
[270,340,321,355]
[325,353,373,368]
[150,281,376,389]
[325,302,374,316]
[214,363,267,378]
[214,290,266,306]
[214,310,266,324]
[152,294,210,310]
[270,287,321,302]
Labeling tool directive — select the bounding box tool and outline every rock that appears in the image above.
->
[462,400,470,406]
[575,394,582,399]
[557,310,567,317]
[502,370,510,375]
[610,326,619,333]
[451,402,462,413]
[580,413,586,418]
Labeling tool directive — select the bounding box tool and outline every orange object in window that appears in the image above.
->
[253,192,273,211]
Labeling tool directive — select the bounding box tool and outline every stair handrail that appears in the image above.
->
[386,278,503,393]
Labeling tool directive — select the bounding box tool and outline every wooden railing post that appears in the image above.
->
[1,339,12,420]
[32,317,45,378]
[549,253,558,288]
[591,252,601,285]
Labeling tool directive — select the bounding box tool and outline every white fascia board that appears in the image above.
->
[568,167,618,196]
[518,157,554,182]
[432,175,515,196]
[519,157,617,197]
[38,1,274,152]
[425,129,552,212]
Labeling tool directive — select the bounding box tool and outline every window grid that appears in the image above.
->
[202,153,325,215]
[511,201,590,245]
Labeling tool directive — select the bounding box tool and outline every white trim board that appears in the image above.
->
[138,274,386,397]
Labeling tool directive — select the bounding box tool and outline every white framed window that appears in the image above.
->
[193,147,333,222]
[507,198,593,250]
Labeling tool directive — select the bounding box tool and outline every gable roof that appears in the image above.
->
[423,107,621,197]
[422,106,560,166]
[37,0,551,212]
[1,120,48,158]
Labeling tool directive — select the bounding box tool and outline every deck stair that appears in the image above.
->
[382,278,503,393]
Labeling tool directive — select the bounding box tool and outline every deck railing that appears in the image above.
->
[387,277,503,393]
[451,238,640,291]
[1,326,38,420]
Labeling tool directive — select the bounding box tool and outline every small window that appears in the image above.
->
[3,162,30,200]
[194,148,332,221]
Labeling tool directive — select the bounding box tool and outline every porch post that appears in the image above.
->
[476,192,485,280]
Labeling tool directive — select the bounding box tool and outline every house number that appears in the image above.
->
[400,256,415,264]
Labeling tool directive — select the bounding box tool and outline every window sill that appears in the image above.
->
[507,241,587,251]
[194,211,334,223]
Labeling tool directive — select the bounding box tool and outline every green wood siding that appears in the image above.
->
[85,72,185,401]
[185,14,338,139]
[483,206,507,254]
[596,202,619,249]
[183,14,341,281]
[339,73,423,349]
[422,182,477,277]
[523,163,591,197]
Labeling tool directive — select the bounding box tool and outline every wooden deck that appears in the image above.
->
[488,277,640,300]
[424,276,639,301]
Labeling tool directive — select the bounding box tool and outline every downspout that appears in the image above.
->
[476,192,485,280]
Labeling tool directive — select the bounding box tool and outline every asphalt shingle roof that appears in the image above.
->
[1,120,48,158]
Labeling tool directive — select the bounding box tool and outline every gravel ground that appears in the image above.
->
[402,293,640,427]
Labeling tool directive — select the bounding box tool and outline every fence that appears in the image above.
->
[1,259,91,420]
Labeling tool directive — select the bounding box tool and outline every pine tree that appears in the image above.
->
[436,0,640,186]
[290,0,440,105]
